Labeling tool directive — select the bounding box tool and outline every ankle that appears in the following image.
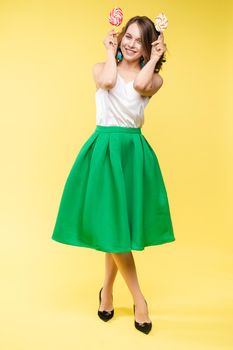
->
[102,285,113,296]
[133,292,145,305]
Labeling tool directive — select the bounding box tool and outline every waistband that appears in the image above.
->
[95,125,142,134]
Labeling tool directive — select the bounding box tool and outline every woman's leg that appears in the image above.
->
[99,252,118,311]
[111,251,151,323]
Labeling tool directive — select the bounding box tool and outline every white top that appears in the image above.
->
[95,73,150,128]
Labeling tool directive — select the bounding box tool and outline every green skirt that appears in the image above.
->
[51,125,175,252]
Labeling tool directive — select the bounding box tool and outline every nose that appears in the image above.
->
[128,39,136,48]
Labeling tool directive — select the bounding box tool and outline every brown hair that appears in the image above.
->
[116,16,166,73]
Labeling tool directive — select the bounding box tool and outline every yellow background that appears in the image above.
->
[0,0,232,349]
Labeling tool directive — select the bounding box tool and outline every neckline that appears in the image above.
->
[117,73,134,85]
[95,73,133,92]
[95,72,136,92]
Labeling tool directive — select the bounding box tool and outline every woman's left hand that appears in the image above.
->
[150,32,167,61]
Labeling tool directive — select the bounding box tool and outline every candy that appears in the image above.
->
[154,13,168,32]
[108,7,123,27]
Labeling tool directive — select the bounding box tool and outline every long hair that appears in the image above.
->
[116,16,166,73]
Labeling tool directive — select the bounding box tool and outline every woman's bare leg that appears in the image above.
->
[111,251,151,323]
[99,252,118,311]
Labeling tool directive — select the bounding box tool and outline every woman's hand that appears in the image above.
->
[150,32,167,61]
[103,29,118,55]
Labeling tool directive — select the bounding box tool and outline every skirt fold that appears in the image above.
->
[51,125,175,252]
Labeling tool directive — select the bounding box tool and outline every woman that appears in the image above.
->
[52,15,175,334]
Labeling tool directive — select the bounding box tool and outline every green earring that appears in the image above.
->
[140,57,145,68]
[116,50,123,62]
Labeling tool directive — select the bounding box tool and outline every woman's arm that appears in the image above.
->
[133,58,163,97]
[134,33,166,97]
[92,30,118,90]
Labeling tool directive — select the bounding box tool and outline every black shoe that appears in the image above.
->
[133,299,152,334]
[97,287,114,322]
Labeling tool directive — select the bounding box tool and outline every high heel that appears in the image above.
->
[133,299,152,334]
[97,287,114,322]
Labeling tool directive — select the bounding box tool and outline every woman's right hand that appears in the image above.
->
[103,29,118,55]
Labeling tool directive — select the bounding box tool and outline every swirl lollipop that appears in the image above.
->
[154,12,168,33]
[108,7,123,28]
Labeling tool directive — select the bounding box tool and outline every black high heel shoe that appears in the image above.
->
[97,287,114,322]
[133,299,152,334]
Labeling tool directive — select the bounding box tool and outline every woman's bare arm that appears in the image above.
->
[92,30,118,90]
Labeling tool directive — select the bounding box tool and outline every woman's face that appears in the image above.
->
[120,22,145,62]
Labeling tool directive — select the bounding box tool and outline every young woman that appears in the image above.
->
[52,15,175,335]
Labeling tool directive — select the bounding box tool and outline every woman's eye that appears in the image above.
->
[125,35,141,44]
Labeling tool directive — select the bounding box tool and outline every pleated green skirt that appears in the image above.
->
[51,125,175,252]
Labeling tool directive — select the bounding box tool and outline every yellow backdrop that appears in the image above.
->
[0,0,232,349]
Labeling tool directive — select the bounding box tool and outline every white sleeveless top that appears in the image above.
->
[95,73,150,128]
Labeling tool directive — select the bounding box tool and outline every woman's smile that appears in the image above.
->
[125,48,137,54]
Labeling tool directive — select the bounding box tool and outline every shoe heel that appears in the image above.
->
[133,301,152,334]
[97,287,114,322]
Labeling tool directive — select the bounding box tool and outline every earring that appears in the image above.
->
[116,49,123,62]
[140,57,145,68]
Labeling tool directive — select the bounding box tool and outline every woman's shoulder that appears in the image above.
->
[92,62,106,90]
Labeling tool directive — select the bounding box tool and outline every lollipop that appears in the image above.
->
[154,13,168,32]
[108,7,123,27]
